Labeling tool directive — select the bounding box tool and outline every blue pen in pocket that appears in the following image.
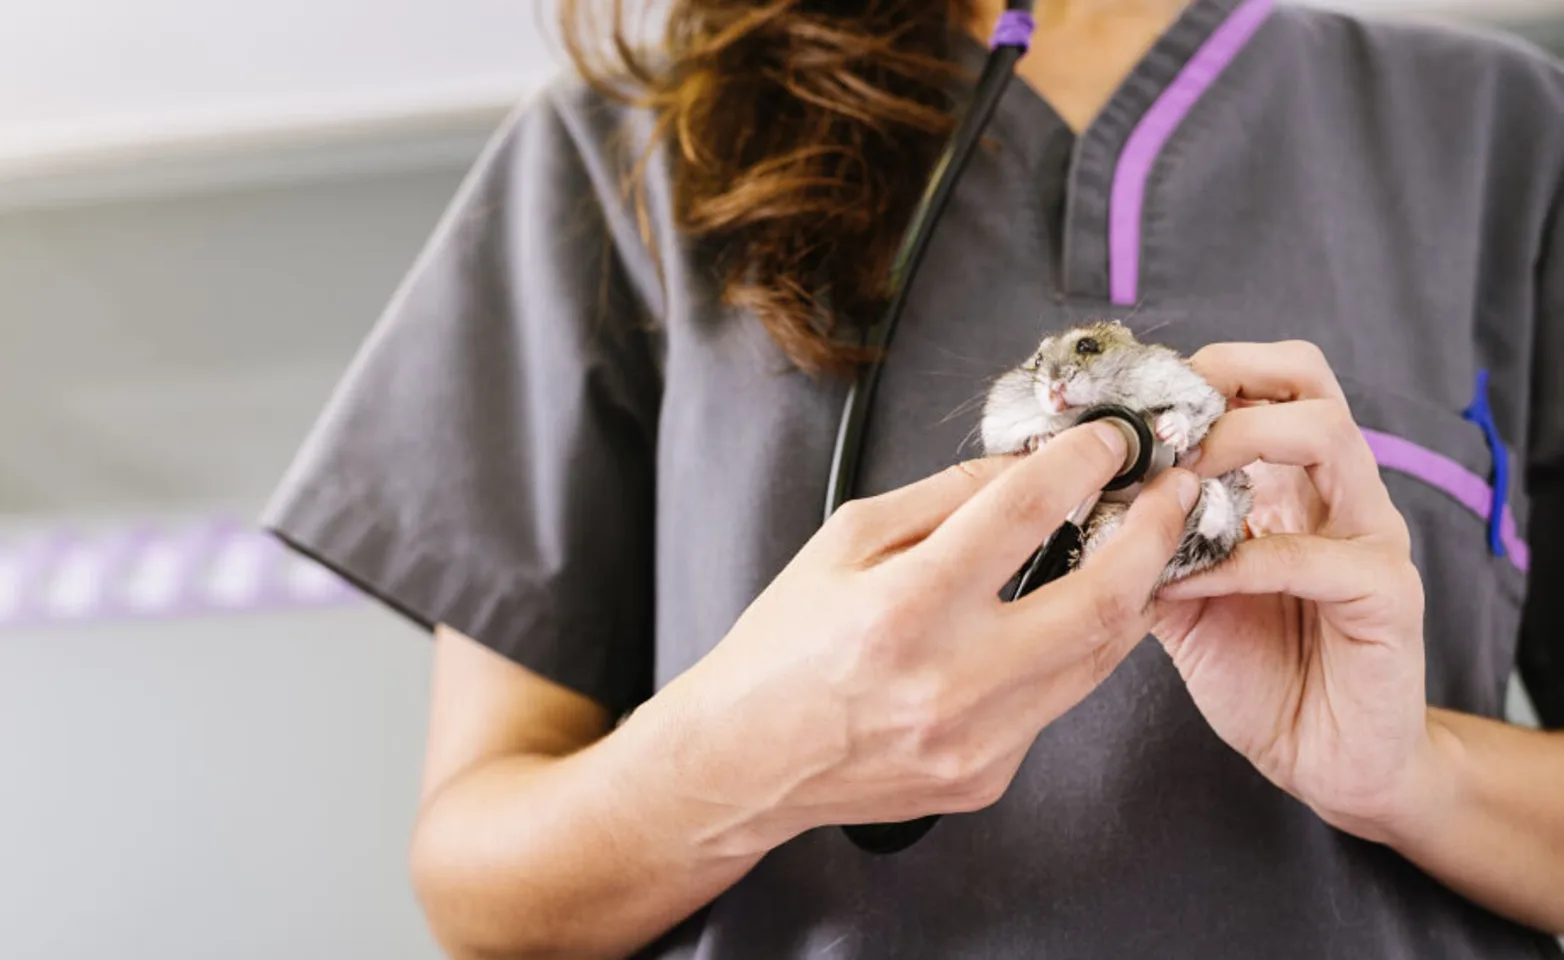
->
[1461,369,1510,560]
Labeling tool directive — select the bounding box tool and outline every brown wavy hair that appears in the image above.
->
[560,0,974,377]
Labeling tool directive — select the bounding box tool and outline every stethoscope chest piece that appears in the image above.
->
[1071,405,1174,499]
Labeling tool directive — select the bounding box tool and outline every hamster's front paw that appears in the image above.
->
[1154,410,1194,452]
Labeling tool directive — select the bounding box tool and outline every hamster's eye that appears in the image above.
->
[1074,337,1102,356]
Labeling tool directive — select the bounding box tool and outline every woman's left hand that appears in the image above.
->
[1148,341,1436,843]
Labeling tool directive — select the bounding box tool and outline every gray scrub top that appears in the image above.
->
[262,1,1564,957]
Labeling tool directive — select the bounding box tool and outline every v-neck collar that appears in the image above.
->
[950,0,1276,305]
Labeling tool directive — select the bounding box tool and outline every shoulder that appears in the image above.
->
[1270,3,1564,109]
[461,65,674,320]
[480,66,665,209]
[1262,5,1564,200]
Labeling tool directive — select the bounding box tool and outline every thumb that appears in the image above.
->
[1079,468,1202,590]
[999,467,1201,678]
[1016,468,1199,624]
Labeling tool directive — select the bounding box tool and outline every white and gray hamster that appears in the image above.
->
[980,320,1252,586]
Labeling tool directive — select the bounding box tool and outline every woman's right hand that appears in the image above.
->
[622,421,1203,857]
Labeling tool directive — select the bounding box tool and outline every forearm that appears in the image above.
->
[1383,707,1564,935]
[410,701,773,960]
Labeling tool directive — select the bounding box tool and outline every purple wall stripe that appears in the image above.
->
[1363,428,1530,573]
[0,518,363,630]
[0,423,1526,630]
[1108,0,1275,305]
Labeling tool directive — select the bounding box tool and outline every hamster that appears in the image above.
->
[979,320,1253,586]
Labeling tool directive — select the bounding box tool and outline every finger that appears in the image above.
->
[912,421,1131,590]
[825,456,1020,564]
[1187,400,1397,536]
[1002,467,1202,671]
[1156,533,1419,615]
[1188,340,1347,404]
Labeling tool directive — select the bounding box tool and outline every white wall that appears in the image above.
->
[2,0,1551,167]
[0,157,470,959]
[0,0,562,159]
[0,603,440,960]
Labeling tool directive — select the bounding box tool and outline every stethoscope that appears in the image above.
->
[821,1,1173,855]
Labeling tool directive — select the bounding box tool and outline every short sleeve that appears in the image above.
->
[260,89,663,716]
[1519,173,1564,729]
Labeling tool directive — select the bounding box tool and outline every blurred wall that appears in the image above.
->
[0,163,474,959]
[0,606,439,960]
[0,0,557,159]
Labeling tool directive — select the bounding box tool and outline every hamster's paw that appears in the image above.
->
[1154,410,1194,452]
[1158,470,1254,587]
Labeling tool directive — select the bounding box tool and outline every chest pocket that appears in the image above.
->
[1342,377,1527,719]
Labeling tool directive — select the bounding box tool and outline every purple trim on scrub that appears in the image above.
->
[1108,0,1276,305]
[989,10,1036,50]
[1362,428,1530,574]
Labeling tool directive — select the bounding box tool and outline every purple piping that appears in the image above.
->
[1108,0,1275,305]
[989,10,1035,51]
[1363,428,1530,573]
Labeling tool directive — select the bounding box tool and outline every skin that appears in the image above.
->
[413,424,1200,959]
[409,3,1564,957]
[1155,341,1564,936]
[965,0,1195,132]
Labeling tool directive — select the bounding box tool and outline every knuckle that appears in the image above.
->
[829,498,881,546]
[952,772,1009,813]
[922,742,983,793]
[1287,338,1328,364]
[1287,340,1344,396]
[1271,535,1307,569]
[856,595,914,661]
[1320,400,1360,451]
[1189,341,1235,372]
[1088,583,1137,638]
[1090,631,1132,688]
[901,673,955,739]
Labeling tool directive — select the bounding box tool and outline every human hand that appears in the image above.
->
[633,421,1202,856]
[1150,341,1433,843]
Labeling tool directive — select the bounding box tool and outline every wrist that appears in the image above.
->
[1378,711,1468,849]
[1317,710,1467,848]
[603,683,799,863]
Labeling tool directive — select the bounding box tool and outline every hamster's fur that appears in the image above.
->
[980,320,1252,586]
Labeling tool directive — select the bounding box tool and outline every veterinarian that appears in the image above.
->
[262,0,1564,956]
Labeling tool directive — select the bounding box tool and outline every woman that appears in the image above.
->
[262,0,1564,956]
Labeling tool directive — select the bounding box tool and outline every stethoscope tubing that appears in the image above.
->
[825,3,1041,856]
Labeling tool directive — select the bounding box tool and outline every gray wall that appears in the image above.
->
[0,607,438,959]
[1,163,475,959]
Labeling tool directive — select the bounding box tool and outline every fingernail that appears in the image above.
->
[1176,471,1201,512]
[1085,419,1129,462]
